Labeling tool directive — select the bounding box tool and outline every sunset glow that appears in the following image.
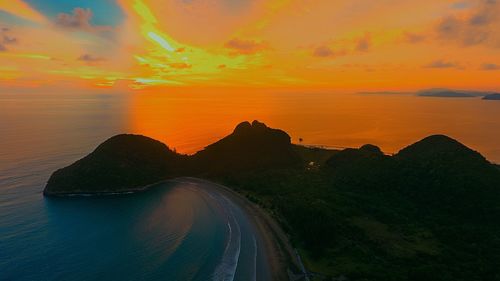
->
[1,0,499,91]
[2,2,500,280]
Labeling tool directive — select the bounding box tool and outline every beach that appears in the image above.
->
[173,177,304,281]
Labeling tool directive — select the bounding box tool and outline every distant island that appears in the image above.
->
[416,88,480,98]
[357,88,500,99]
[45,120,500,281]
[483,93,500,100]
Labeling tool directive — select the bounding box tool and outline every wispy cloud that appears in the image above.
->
[481,63,500,70]
[356,33,371,52]
[3,35,17,44]
[424,60,458,68]
[436,0,500,48]
[403,32,426,43]
[0,0,47,24]
[0,27,18,51]
[224,38,268,55]
[451,2,471,10]
[78,54,105,63]
[312,46,334,57]
[168,62,191,69]
[312,45,346,58]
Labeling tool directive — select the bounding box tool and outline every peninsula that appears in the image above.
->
[44,121,500,281]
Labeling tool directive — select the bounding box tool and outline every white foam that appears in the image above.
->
[212,198,241,281]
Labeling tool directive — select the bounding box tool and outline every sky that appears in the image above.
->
[0,0,499,92]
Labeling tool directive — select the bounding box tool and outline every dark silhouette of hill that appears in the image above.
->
[222,133,500,280]
[326,144,386,168]
[44,134,187,195]
[44,121,300,195]
[392,135,500,216]
[483,93,500,100]
[324,134,500,206]
[324,144,396,187]
[395,135,499,187]
[44,121,500,280]
[192,120,300,174]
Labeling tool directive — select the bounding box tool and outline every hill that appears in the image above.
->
[44,121,300,194]
[44,134,187,195]
[44,122,500,280]
[192,120,300,174]
[217,134,500,281]
[394,135,500,203]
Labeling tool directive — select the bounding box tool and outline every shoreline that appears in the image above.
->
[42,180,166,197]
[176,177,305,281]
[43,176,305,280]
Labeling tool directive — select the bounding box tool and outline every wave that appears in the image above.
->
[251,235,257,281]
[211,197,241,281]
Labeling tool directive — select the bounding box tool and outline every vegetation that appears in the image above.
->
[191,120,301,175]
[45,121,500,280]
[44,134,188,195]
[44,121,298,194]
[211,136,500,281]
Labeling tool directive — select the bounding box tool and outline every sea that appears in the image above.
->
[1,90,499,280]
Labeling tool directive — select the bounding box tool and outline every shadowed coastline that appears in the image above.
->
[44,121,500,281]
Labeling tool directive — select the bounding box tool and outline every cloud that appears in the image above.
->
[469,0,497,26]
[481,63,500,70]
[3,35,17,44]
[424,60,458,68]
[0,27,18,51]
[168,62,192,69]
[312,46,334,57]
[436,0,500,48]
[224,38,267,55]
[78,54,104,63]
[55,8,111,33]
[452,2,471,10]
[403,32,426,43]
[356,33,371,52]
[0,0,47,24]
[312,45,347,58]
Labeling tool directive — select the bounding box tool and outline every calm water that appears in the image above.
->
[0,179,270,281]
[0,90,499,280]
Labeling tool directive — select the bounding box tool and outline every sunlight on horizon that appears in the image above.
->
[1,0,499,90]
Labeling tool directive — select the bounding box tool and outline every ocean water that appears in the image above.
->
[0,90,499,280]
[0,179,270,281]
[0,92,272,280]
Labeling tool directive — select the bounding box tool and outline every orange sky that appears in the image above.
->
[1,0,499,92]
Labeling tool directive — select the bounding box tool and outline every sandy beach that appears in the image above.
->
[173,177,304,281]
